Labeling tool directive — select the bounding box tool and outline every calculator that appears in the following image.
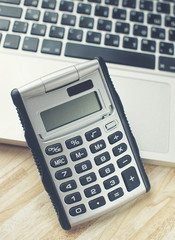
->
[11,57,150,230]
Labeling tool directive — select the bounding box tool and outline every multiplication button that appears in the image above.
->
[112,143,127,156]
[122,167,140,192]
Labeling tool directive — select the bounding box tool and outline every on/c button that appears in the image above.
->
[105,120,118,131]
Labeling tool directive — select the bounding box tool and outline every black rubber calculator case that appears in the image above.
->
[11,57,150,230]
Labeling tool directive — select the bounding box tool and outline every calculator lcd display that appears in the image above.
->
[40,92,102,132]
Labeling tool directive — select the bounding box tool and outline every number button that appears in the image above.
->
[45,143,63,155]
[84,184,101,198]
[64,192,82,204]
[90,140,106,154]
[94,151,110,166]
[79,172,97,186]
[103,176,119,189]
[108,131,123,144]
[121,167,140,192]
[108,187,124,201]
[75,160,92,173]
[85,127,102,141]
[89,196,106,210]
[112,143,127,156]
[55,168,72,180]
[69,204,86,216]
[70,148,87,161]
[65,136,83,149]
[99,163,115,178]
[60,180,77,192]
[50,155,67,168]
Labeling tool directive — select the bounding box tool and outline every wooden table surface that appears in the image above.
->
[0,143,175,240]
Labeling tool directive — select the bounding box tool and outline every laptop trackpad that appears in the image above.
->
[114,76,171,153]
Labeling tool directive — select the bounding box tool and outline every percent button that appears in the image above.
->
[65,136,83,149]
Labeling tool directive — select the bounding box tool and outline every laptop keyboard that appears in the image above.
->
[0,0,175,72]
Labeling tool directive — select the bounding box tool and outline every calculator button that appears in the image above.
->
[108,187,124,201]
[69,204,86,216]
[65,136,83,149]
[45,143,63,155]
[112,143,127,156]
[108,131,123,144]
[75,160,92,173]
[70,148,87,161]
[122,167,140,192]
[64,192,82,204]
[89,196,106,210]
[117,155,131,168]
[60,180,77,192]
[94,151,110,166]
[79,172,97,186]
[85,127,102,141]
[89,140,106,154]
[105,120,117,131]
[55,167,72,180]
[50,155,67,168]
[99,163,115,178]
[103,175,119,189]
[84,184,101,198]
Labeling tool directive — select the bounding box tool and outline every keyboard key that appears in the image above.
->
[105,0,119,6]
[159,56,175,72]
[55,167,72,180]
[59,0,74,12]
[45,143,63,155]
[95,5,109,17]
[85,127,101,141]
[105,34,120,47]
[108,187,124,201]
[64,192,82,204]
[66,136,83,149]
[43,11,58,23]
[69,204,86,216]
[65,43,155,69]
[41,0,56,9]
[97,19,112,31]
[41,39,62,55]
[84,184,101,198]
[165,16,175,28]
[50,155,67,168]
[108,131,123,144]
[122,166,140,192]
[24,0,39,7]
[22,36,39,52]
[89,196,106,210]
[25,9,40,21]
[112,8,126,20]
[49,26,65,39]
[157,2,170,14]
[115,21,130,34]
[122,0,136,8]
[0,5,22,18]
[13,21,28,33]
[169,29,175,41]
[94,151,110,166]
[123,36,138,50]
[3,34,20,49]
[75,160,92,174]
[139,0,153,11]
[70,148,87,161]
[147,13,161,25]
[141,39,156,52]
[79,16,94,29]
[130,10,144,23]
[68,28,83,41]
[133,24,148,37]
[0,19,10,31]
[0,0,20,4]
[60,180,77,192]
[86,31,101,44]
[117,155,131,168]
[61,13,76,26]
[31,23,46,36]
[159,42,174,55]
[90,139,106,153]
[88,0,101,3]
[77,3,91,15]
[79,172,97,186]
[103,175,119,189]
[112,143,127,156]
[151,27,165,40]
[99,163,115,178]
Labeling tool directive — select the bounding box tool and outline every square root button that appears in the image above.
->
[121,167,140,192]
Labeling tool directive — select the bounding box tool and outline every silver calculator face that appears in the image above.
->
[15,59,149,228]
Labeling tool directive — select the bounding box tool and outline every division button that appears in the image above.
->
[108,131,123,144]
[69,204,86,216]
[89,196,106,210]
[121,166,140,192]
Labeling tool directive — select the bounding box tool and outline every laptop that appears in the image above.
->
[0,0,175,166]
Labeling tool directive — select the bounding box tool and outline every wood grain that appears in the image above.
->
[0,144,175,240]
